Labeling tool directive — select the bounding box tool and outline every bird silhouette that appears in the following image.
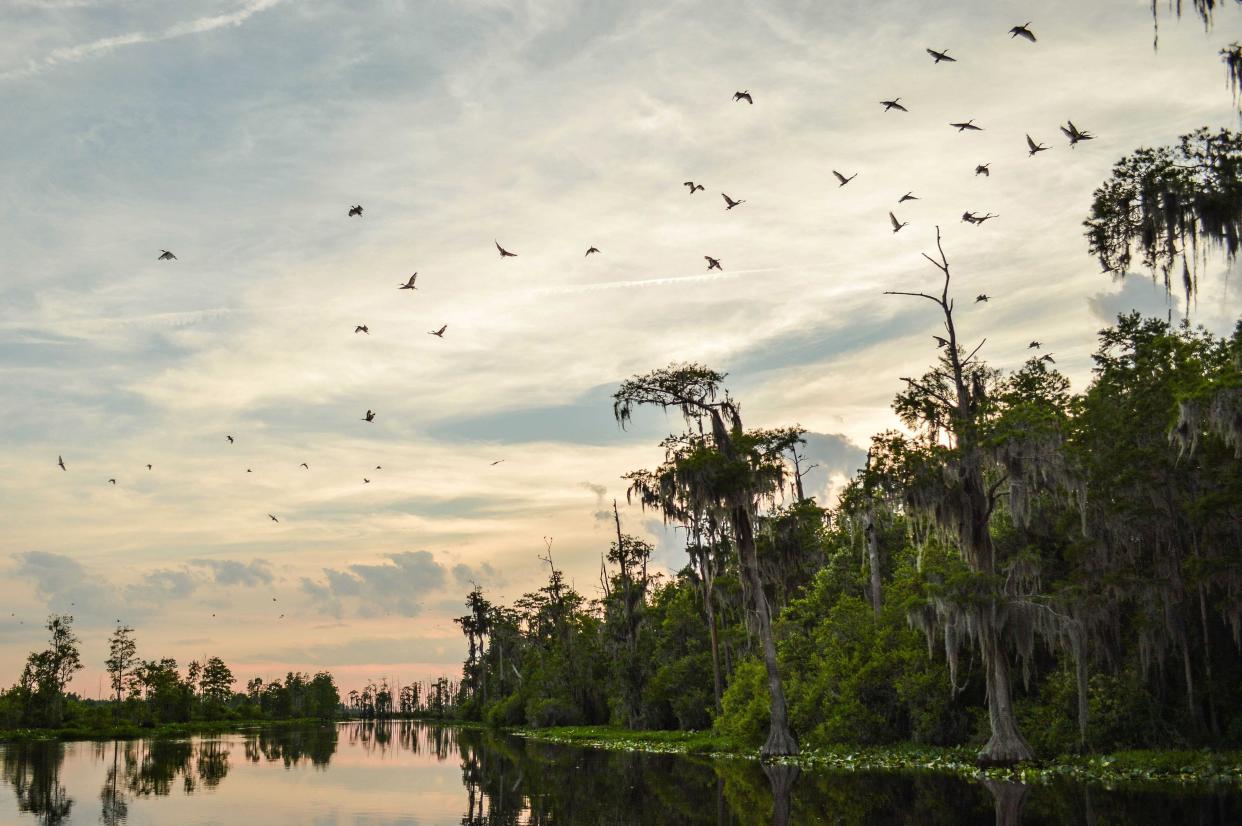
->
[961,211,998,224]
[722,193,745,210]
[704,256,722,271]
[157,250,177,261]
[889,211,908,233]
[1060,120,1095,146]
[495,240,517,257]
[1009,23,1036,42]
[950,120,983,132]
[268,514,279,522]
[348,205,363,217]
[933,336,950,348]
[246,468,252,473]
[975,294,990,303]
[975,163,990,176]
[1029,341,1042,349]
[58,455,66,471]
[363,409,376,422]
[428,325,447,338]
[363,478,370,484]
[1026,134,1049,156]
[1040,353,1056,364]
[926,48,956,63]
[880,98,908,112]
[226,435,234,444]
[300,462,309,469]
[491,459,505,465]
[355,325,369,334]
[832,170,858,187]
[733,90,753,104]
[683,181,705,194]
[585,246,600,256]
[108,478,116,485]
[146,464,152,470]
[898,192,919,203]
[398,273,418,290]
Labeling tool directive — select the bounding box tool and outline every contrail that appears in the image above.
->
[2,0,283,80]
[534,267,783,296]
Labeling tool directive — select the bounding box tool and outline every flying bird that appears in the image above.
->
[146,464,152,470]
[495,240,517,257]
[1026,134,1049,156]
[363,409,376,422]
[975,163,990,177]
[375,465,382,469]
[58,455,66,471]
[268,514,279,523]
[962,211,998,224]
[399,273,418,290]
[950,120,983,132]
[226,435,234,444]
[355,325,369,334]
[975,294,990,303]
[1040,353,1057,364]
[108,478,116,485]
[1060,120,1095,146]
[898,192,919,203]
[1029,341,1042,349]
[157,250,176,261]
[889,211,908,233]
[704,256,722,271]
[363,478,370,484]
[491,459,505,466]
[926,48,956,63]
[428,325,447,338]
[880,98,908,112]
[348,205,363,217]
[683,181,705,194]
[585,246,600,256]
[1009,22,1036,42]
[722,193,745,210]
[933,336,950,348]
[300,463,309,469]
[733,90,753,104]
[832,170,858,187]
[246,468,252,473]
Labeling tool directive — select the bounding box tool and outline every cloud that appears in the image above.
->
[301,551,448,618]
[451,561,501,588]
[9,551,119,623]
[189,558,273,587]
[2,0,284,79]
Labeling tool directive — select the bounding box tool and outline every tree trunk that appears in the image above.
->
[734,505,798,757]
[705,590,724,716]
[978,620,1034,766]
[865,515,882,616]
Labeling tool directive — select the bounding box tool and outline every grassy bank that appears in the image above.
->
[0,717,337,743]
[509,725,1242,789]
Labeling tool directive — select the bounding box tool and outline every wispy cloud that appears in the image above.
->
[2,0,283,79]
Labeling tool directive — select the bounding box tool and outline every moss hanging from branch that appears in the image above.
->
[1085,128,1242,302]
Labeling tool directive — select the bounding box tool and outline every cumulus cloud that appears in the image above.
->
[300,551,448,618]
[189,558,274,587]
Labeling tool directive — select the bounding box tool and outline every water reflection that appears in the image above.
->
[0,723,1239,825]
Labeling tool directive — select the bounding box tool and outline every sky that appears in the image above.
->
[1,0,1240,697]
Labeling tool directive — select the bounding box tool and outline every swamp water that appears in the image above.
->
[1,722,1238,824]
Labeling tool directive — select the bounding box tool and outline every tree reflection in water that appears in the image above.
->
[1,742,72,825]
[3,724,1241,825]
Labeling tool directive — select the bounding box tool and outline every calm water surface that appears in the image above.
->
[1,722,1238,825]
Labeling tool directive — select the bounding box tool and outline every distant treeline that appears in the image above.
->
[434,312,1242,762]
[0,618,340,731]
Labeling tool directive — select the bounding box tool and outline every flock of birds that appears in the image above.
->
[40,19,1102,633]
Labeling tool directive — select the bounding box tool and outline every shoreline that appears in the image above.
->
[5,718,1241,790]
